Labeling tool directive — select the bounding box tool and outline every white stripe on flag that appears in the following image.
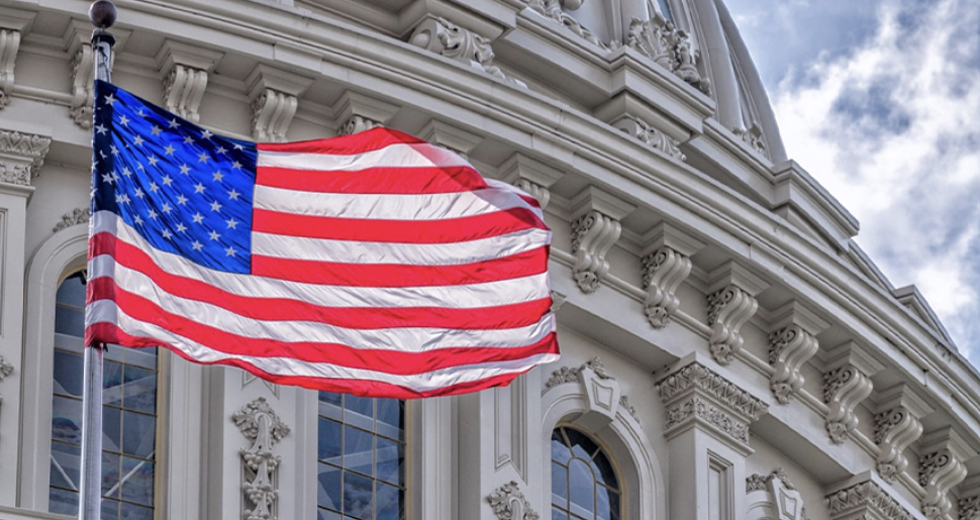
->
[255,143,472,171]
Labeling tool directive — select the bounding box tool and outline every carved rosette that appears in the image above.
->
[341,115,381,136]
[822,366,872,444]
[919,449,967,520]
[626,17,710,94]
[657,362,768,449]
[958,496,980,520]
[616,117,685,160]
[706,285,758,365]
[251,89,297,143]
[641,246,691,328]
[0,29,20,109]
[163,64,209,123]
[0,129,51,185]
[768,325,818,404]
[53,208,90,233]
[233,397,290,520]
[410,18,526,88]
[69,44,95,128]
[487,481,539,520]
[525,0,610,51]
[873,407,922,483]
[826,480,914,520]
[571,210,621,293]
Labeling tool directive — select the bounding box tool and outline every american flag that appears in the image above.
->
[86,80,559,398]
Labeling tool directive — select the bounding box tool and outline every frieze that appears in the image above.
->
[0,129,51,183]
[657,362,767,420]
[665,396,750,444]
[826,480,913,520]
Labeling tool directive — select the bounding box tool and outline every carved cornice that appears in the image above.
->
[919,448,967,520]
[233,398,290,520]
[525,0,610,51]
[641,246,691,328]
[826,480,914,520]
[874,407,922,483]
[487,481,539,520]
[0,129,51,184]
[626,16,710,94]
[53,208,90,233]
[69,44,94,128]
[823,365,873,444]
[615,116,686,161]
[707,285,758,365]
[410,17,526,88]
[0,29,21,109]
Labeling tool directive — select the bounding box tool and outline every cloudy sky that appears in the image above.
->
[724,0,980,365]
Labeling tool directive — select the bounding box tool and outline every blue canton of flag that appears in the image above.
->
[92,80,258,273]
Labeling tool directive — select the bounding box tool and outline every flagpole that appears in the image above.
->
[79,2,116,519]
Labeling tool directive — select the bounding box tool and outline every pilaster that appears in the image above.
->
[918,428,970,520]
[823,342,882,444]
[332,90,399,136]
[156,40,223,123]
[498,153,563,211]
[656,356,768,520]
[705,261,768,365]
[569,186,636,293]
[767,301,828,404]
[246,64,313,142]
[874,384,929,484]
[639,223,704,328]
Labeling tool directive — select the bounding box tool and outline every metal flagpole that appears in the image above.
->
[79,2,116,519]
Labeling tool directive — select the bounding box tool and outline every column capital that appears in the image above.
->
[0,129,50,187]
[826,475,915,520]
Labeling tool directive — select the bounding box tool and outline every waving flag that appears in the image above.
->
[86,80,558,398]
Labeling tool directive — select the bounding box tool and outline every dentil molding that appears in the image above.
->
[487,481,539,520]
[569,186,635,293]
[767,302,827,404]
[233,397,290,520]
[826,480,914,520]
[409,17,526,88]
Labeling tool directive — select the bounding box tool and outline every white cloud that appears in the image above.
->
[772,0,980,359]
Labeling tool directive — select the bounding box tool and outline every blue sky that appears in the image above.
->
[725,0,980,363]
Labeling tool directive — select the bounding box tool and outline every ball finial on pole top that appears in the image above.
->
[89,0,117,29]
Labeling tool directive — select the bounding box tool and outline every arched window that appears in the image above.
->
[317,392,406,520]
[48,272,159,520]
[551,425,621,520]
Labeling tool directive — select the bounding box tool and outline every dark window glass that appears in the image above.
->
[48,272,158,517]
[317,393,406,519]
[551,426,621,520]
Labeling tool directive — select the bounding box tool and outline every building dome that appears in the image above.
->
[0,0,976,519]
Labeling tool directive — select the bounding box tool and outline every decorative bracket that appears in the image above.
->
[156,40,223,123]
[706,262,768,365]
[822,342,881,444]
[487,481,539,520]
[332,90,399,136]
[246,65,313,142]
[873,384,928,483]
[626,15,710,94]
[62,19,128,128]
[918,428,969,520]
[499,152,564,210]
[0,29,20,109]
[233,397,290,520]
[826,478,914,520]
[0,129,51,185]
[656,358,768,452]
[959,494,980,520]
[418,119,483,159]
[570,186,635,293]
[640,223,703,328]
[767,302,827,404]
[409,17,526,88]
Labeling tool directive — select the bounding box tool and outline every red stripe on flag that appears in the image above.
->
[256,128,426,155]
[255,165,487,194]
[252,207,547,243]
[86,323,536,398]
[90,233,552,328]
[87,280,558,371]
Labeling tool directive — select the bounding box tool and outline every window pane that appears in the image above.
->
[53,350,84,397]
[344,395,374,430]
[56,274,87,308]
[377,481,404,520]
[376,399,403,440]
[564,428,599,461]
[51,396,82,443]
[120,457,154,506]
[343,472,374,519]
[50,442,81,490]
[122,411,156,458]
[318,418,342,462]
[568,459,595,517]
[551,462,568,507]
[49,487,78,516]
[551,427,620,520]
[120,502,154,520]
[376,436,404,485]
[592,451,619,490]
[317,463,342,512]
[344,426,375,476]
[101,498,120,520]
[101,451,121,498]
[54,307,85,336]
[552,507,569,520]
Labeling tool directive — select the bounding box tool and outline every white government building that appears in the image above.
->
[0,0,977,519]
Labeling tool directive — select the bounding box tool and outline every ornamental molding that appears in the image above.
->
[767,302,827,404]
[0,354,12,380]
[233,397,290,520]
[545,357,639,425]
[614,116,686,161]
[569,187,635,293]
[826,480,914,520]
[341,115,381,136]
[52,208,90,233]
[0,129,51,184]
[69,44,94,128]
[665,395,750,444]
[0,28,21,110]
[524,0,610,51]
[959,496,980,520]
[545,357,611,388]
[734,123,768,156]
[746,468,808,520]
[333,90,399,136]
[919,448,967,520]
[487,481,539,520]
[626,16,710,95]
[499,153,564,211]
[549,290,567,312]
[410,17,526,88]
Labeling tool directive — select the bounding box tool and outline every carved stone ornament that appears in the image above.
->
[163,64,209,123]
[958,496,980,520]
[873,407,922,483]
[53,207,90,233]
[341,115,382,136]
[0,354,13,380]
[826,480,914,520]
[823,365,873,444]
[768,325,818,404]
[487,481,539,520]
[626,17,710,94]
[657,361,767,448]
[233,397,290,520]
[251,88,297,143]
[616,116,686,160]
[571,210,622,293]
[524,0,610,51]
[919,449,967,520]
[545,357,611,388]
[619,395,637,418]
[0,129,52,184]
[707,285,758,365]
[549,290,567,312]
[734,123,767,156]
[0,29,20,109]
[746,468,808,520]
[69,44,95,128]
[642,245,692,328]
[410,18,526,88]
